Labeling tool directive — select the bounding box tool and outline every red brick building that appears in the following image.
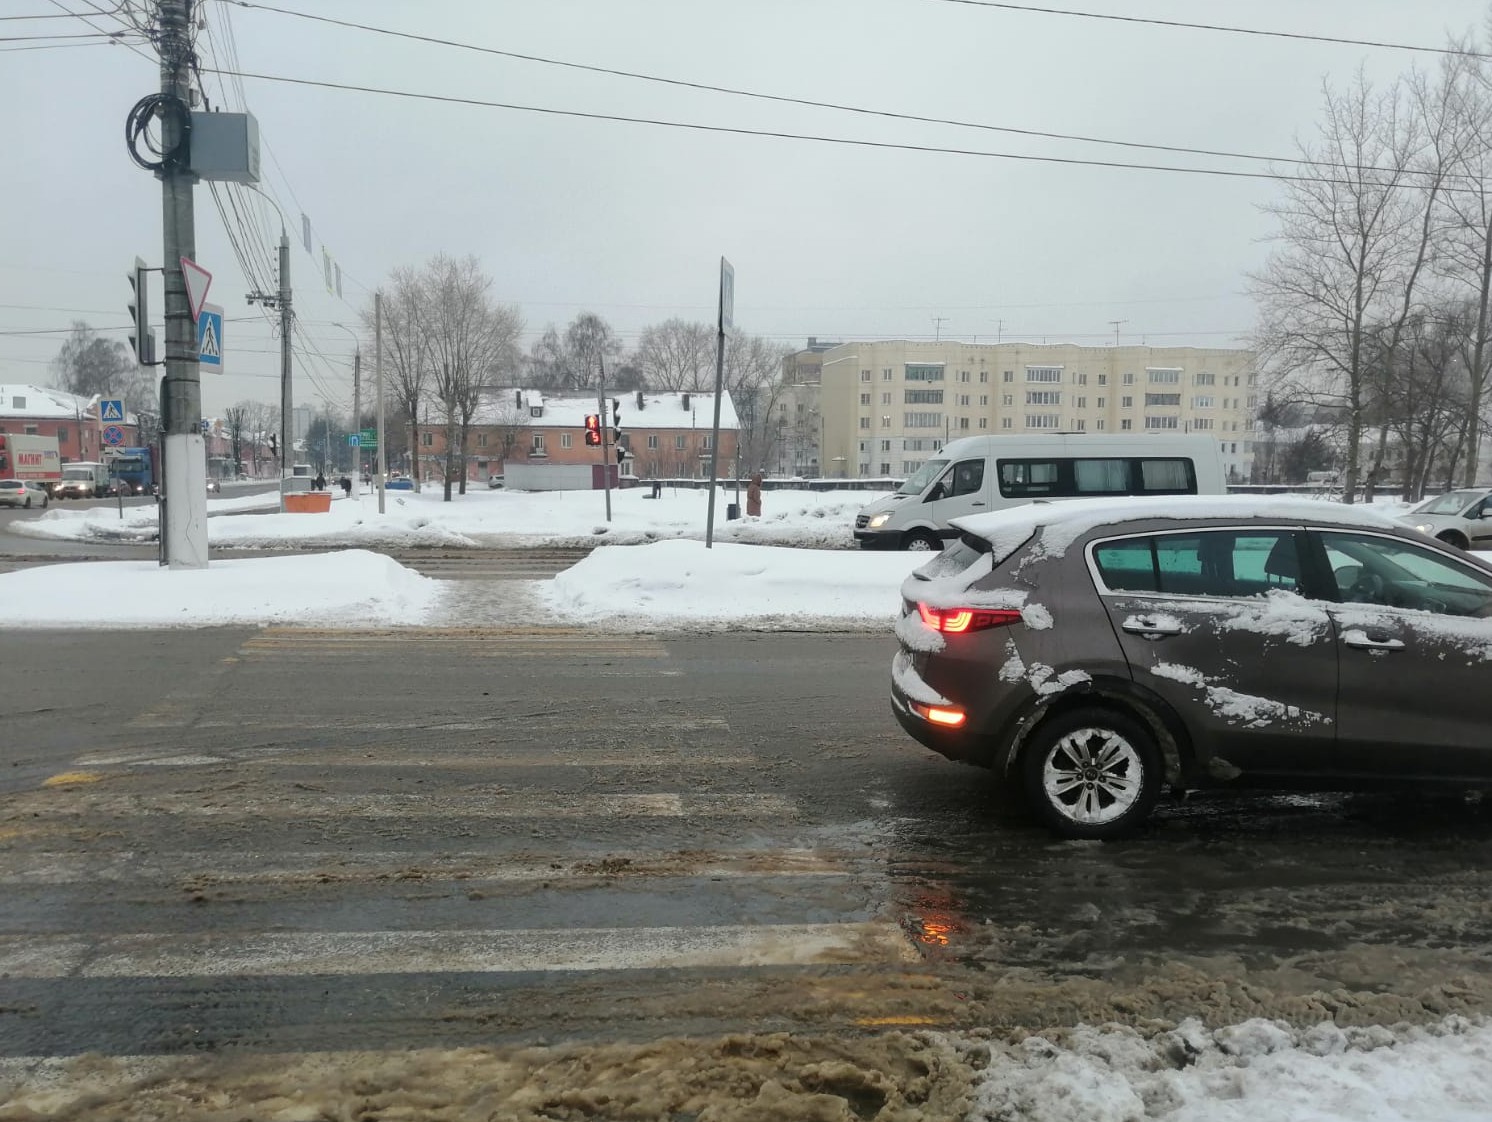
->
[413,389,740,482]
[0,384,142,462]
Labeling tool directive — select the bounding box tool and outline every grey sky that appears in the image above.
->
[3,0,1489,416]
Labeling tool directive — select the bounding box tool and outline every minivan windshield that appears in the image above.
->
[897,458,948,496]
[1418,490,1484,515]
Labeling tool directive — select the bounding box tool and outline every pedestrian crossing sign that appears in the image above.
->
[198,303,224,373]
[99,399,125,423]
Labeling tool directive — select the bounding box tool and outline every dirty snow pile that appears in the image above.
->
[0,550,439,628]
[11,486,887,550]
[969,1015,1492,1122]
[542,539,926,628]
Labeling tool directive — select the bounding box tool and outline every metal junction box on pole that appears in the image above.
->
[188,111,261,184]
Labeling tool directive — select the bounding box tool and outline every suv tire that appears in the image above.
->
[1021,707,1163,839]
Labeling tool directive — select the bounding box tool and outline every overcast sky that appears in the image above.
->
[3,0,1490,416]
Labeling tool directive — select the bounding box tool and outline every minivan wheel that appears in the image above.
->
[1438,530,1469,551]
[903,530,942,552]
[1021,708,1162,839]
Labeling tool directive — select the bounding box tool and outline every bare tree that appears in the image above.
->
[564,312,621,391]
[223,402,251,477]
[724,333,795,473]
[49,322,151,411]
[366,269,434,491]
[1252,68,1453,501]
[636,319,715,391]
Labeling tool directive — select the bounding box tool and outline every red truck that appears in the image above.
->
[0,433,62,495]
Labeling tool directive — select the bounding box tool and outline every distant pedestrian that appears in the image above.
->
[339,475,352,498]
[746,471,763,517]
[313,472,326,491]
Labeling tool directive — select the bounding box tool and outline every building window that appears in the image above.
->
[702,435,712,450]
[1096,419,1105,430]
[1025,366,1062,383]
[1123,372,1135,385]
[959,394,970,406]
[881,415,892,428]
[980,395,988,406]
[1144,393,1181,407]
[880,463,891,475]
[1076,397,1086,409]
[647,434,659,449]
[1097,374,1108,386]
[57,427,69,443]
[1193,395,1214,409]
[880,439,892,451]
[24,425,38,435]
[1025,390,1061,405]
[882,368,893,381]
[979,418,988,429]
[1122,396,1133,408]
[1001,417,1012,429]
[1193,417,1214,430]
[860,393,871,405]
[980,371,989,383]
[1121,419,1133,430]
[675,434,686,450]
[1026,414,1061,429]
[1002,393,1013,406]
[904,412,942,428]
[1195,371,1215,386]
[904,389,944,404]
[1097,397,1105,408]
[531,434,545,453]
[881,392,892,404]
[530,406,544,418]
[959,371,970,383]
[1075,419,1086,430]
[860,370,872,382]
[959,417,970,430]
[859,417,870,430]
[421,432,433,447]
[1146,416,1180,429]
[904,364,945,382]
[1147,368,1182,384]
[559,432,571,449]
[1002,370,1013,383]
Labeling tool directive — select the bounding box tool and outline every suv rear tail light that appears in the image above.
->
[915,603,1022,634]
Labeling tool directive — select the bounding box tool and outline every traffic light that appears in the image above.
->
[128,258,154,366]
[584,413,602,446]
[611,398,622,446]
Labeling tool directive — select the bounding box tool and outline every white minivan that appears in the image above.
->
[854,433,1227,550]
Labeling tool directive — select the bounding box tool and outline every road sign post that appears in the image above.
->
[99,399,126,424]
[705,257,733,549]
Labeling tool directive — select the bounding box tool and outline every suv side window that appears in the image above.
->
[1094,530,1303,598]
[1319,532,1492,617]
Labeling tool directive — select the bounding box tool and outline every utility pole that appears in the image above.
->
[352,346,361,489]
[933,316,948,343]
[375,291,386,514]
[248,235,292,499]
[1109,320,1127,347]
[157,0,207,568]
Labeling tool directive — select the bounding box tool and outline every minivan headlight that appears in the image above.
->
[1414,523,1434,534]
[868,513,891,529]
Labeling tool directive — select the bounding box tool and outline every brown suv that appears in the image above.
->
[891,496,1492,838]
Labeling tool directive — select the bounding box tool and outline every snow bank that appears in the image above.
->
[0,550,440,629]
[971,1015,1492,1122]
[8,487,887,551]
[541,539,924,629]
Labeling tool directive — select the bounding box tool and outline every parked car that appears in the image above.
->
[206,479,221,494]
[1399,488,1492,551]
[891,495,1492,838]
[0,480,50,509]
[486,475,505,490]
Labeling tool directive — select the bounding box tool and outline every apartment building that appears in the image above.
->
[816,341,1258,482]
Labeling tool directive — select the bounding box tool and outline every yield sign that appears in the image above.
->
[180,256,213,322]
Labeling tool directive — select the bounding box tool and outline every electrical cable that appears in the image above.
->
[211,1,1478,184]
[921,0,1490,58]
[200,66,1470,192]
[124,92,190,173]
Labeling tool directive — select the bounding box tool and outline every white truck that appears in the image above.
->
[55,460,110,500]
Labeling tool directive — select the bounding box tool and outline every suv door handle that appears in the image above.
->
[1122,618,1184,637]
[969,501,986,507]
[1342,629,1405,652]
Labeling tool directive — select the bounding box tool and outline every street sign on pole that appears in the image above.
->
[359,428,378,448]
[197,302,223,372]
[102,425,125,446]
[181,257,213,322]
[705,257,733,548]
[719,257,734,333]
[99,399,126,423]
[347,433,360,446]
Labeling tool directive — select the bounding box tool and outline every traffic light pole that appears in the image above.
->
[157,0,208,569]
[597,358,612,523]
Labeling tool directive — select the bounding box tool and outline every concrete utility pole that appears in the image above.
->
[598,357,612,523]
[278,236,292,489]
[375,291,386,514]
[157,0,208,568]
[352,347,361,485]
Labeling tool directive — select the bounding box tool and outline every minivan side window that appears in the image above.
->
[1073,458,1128,494]
[999,460,1060,496]
[1140,459,1195,493]
[997,457,1199,499]
[1094,531,1302,598]
[949,459,984,497]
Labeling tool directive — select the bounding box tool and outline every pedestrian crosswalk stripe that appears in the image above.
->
[10,790,795,821]
[0,922,917,978]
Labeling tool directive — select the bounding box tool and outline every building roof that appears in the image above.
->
[473,389,739,431]
[0,384,139,425]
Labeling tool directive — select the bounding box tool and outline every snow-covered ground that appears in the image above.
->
[0,551,440,629]
[970,1015,1492,1122]
[10,485,884,550]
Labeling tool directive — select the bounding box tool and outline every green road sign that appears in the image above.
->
[358,429,378,448]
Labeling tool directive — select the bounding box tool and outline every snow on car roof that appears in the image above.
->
[952,495,1402,560]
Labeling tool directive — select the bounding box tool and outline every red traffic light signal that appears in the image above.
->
[584,413,602,446]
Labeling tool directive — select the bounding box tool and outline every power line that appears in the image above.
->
[201,66,1467,191]
[212,1,1473,184]
[922,0,1491,59]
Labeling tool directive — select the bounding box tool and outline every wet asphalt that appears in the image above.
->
[2,624,1492,1063]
